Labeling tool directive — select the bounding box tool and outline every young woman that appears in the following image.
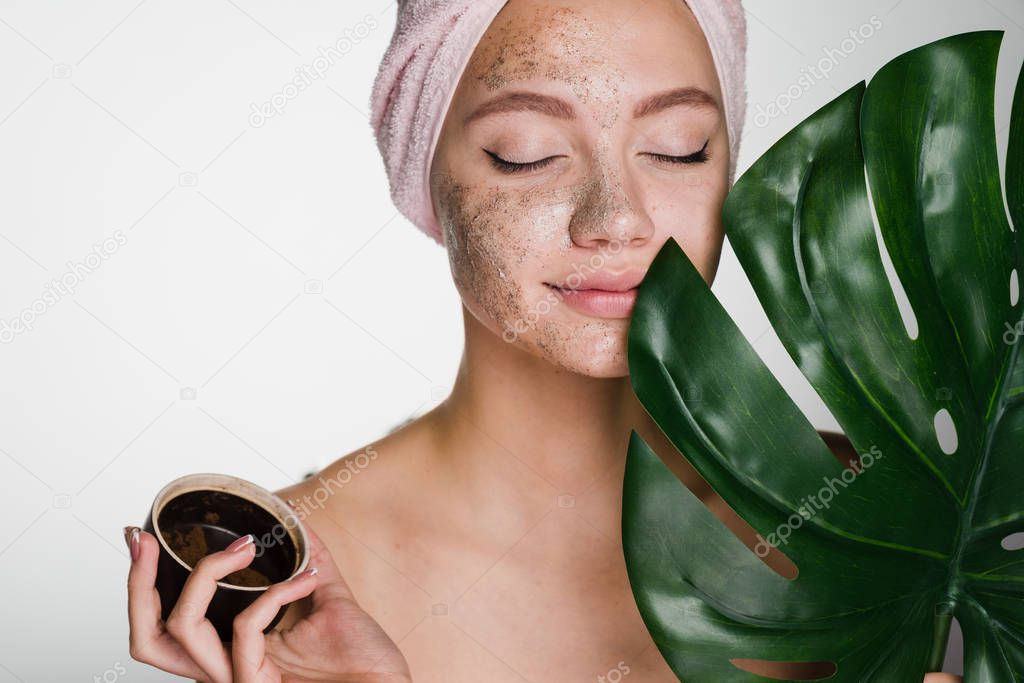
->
[124,0,964,680]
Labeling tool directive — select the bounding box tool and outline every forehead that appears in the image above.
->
[458,0,719,116]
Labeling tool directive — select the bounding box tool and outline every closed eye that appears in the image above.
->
[484,150,560,175]
[647,138,710,165]
[485,138,710,174]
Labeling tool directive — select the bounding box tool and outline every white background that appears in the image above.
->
[0,0,1021,679]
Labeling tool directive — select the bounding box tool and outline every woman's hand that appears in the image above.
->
[924,674,962,682]
[125,519,412,683]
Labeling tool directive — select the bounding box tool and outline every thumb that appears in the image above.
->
[285,499,357,610]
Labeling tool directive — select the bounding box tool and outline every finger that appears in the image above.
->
[285,499,356,608]
[127,528,164,656]
[126,528,208,681]
[165,534,258,683]
[232,567,319,682]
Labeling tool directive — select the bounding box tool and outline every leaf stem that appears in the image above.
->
[926,609,953,672]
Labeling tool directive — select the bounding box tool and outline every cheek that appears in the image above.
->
[649,176,727,282]
[438,179,625,370]
[438,180,541,335]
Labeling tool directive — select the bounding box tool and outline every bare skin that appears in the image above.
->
[125,0,963,680]
[273,0,963,680]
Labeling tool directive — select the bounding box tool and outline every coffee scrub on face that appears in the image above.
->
[429,0,728,378]
[436,166,630,375]
[434,158,639,375]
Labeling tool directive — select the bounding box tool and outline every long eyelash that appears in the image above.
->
[484,150,556,174]
[485,138,710,174]
[650,138,711,165]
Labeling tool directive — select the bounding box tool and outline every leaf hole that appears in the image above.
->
[863,164,918,339]
[933,409,958,454]
[1002,532,1024,551]
[819,430,862,471]
[730,658,837,680]
[747,533,800,581]
[641,417,800,580]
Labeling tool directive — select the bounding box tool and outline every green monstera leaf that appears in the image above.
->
[622,30,1024,681]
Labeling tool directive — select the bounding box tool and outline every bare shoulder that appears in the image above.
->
[275,439,387,516]
[270,407,441,627]
[293,412,441,508]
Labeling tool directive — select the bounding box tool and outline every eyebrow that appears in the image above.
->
[463,86,720,125]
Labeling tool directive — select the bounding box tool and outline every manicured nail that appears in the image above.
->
[293,566,318,580]
[123,526,140,562]
[227,534,254,553]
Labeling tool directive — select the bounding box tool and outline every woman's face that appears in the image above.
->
[430,0,730,378]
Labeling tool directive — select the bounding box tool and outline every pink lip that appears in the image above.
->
[549,268,647,293]
[546,284,638,319]
[544,267,647,318]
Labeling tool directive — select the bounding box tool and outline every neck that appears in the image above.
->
[431,306,657,499]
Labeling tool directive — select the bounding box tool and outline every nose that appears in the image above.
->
[567,154,655,250]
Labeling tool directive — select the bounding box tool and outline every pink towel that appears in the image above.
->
[370,0,748,246]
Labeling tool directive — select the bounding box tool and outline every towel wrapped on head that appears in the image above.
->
[370,0,748,246]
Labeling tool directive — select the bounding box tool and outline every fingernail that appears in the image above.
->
[293,566,318,580]
[227,534,254,553]
[123,526,140,562]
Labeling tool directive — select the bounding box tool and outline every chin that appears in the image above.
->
[538,345,630,378]
[461,283,634,378]
[562,355,630,378]
[519,318,632,378]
